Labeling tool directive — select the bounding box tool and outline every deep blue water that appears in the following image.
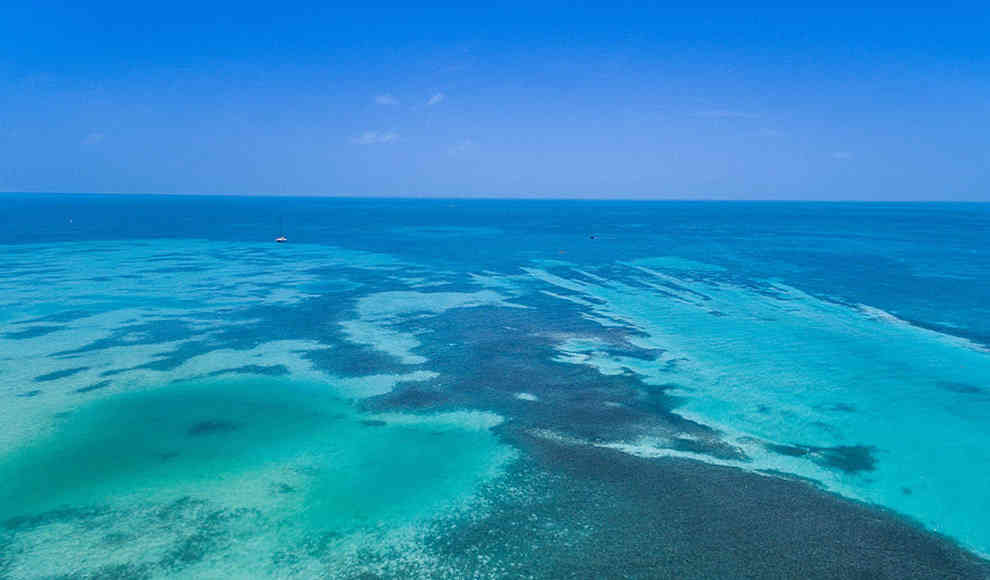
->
[4,195,988,342]
[1,194,988,578]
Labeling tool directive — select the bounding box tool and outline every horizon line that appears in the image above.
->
[2,191,988,203]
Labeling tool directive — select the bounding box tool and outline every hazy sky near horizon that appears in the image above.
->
[1,2,988,200]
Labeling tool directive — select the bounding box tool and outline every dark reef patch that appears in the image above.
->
[52,319,197,357]
[159,532,213,569]
[3,325,66,339]
[19,310,93,324]
[207,364,290,377]
[16,390,42,398]
[376,385,448,409]
[75,380,113,394]
[359,419,387,427]
[364,302,738,462]
[186,420,239,437]
[101,532,132,546]
[819,402,857,413]
[936,381,985,395]
[906,318,990,352]
[305,343,407,378]
[766,443,877,473]
[156,505,263,573]
[420,429,990,580]
[134,341,214,372]
[209,283,417,378]
[34,366,89,382]
[667,436,748,461]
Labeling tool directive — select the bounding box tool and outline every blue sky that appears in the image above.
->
[1,1,987,199]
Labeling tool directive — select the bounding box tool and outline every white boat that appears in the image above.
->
[275,236,287,243]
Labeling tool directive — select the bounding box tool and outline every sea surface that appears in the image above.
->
[1,194,989,578]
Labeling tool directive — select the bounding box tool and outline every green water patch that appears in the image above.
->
[0,376,510,553]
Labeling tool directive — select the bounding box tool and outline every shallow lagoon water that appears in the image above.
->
[0,376,511,577]
[0,377,507,526]
[1,195,989,577]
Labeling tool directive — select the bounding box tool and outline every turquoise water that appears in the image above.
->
[533,263,990,551]
[0,377,506,527]
[1,195,988,576]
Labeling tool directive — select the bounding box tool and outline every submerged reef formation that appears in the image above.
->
[2,198,989,578]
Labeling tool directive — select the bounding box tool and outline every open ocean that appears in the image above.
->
[1,194,989,578]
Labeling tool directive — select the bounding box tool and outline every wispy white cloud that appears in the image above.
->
[351,131,399,145]
[374,94,399,105]
[695,110,759,119]
[831,151,853,159]
[427,92,446,106]
[81,132,105,146]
